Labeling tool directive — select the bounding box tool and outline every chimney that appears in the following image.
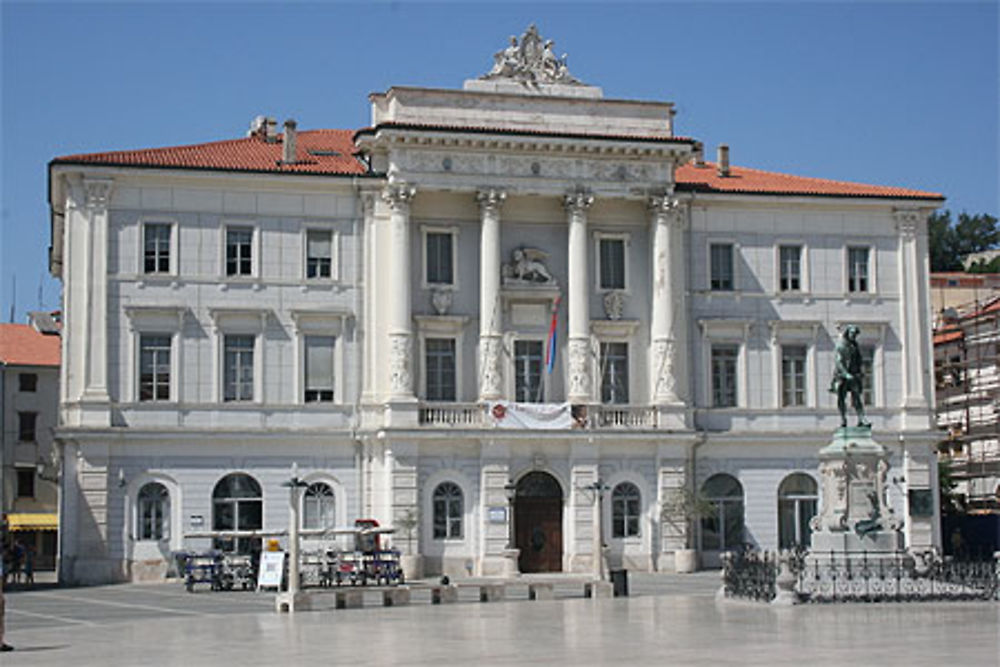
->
[265,117,278,142]
[282,119,298,163]
[693,141,705,168]
[717,144,730,177]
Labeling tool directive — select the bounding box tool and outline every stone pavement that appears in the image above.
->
[3,572,998,666]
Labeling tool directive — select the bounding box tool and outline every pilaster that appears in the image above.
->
[895,208,933,428]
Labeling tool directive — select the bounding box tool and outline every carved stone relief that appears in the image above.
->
[389,333,413,395]
[479,335,504,399]
[567,337,591,398]
[602,291,625,320]
[480,24,584,86]
[651,338,678,403]
[431,289,453,315]
[502,247,557,285]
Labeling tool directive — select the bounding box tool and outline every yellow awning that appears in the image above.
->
[7,513,58,531]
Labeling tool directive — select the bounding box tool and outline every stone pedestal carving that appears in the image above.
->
[810,427,903,554]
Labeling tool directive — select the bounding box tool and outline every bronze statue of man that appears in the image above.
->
[830,324,870,428]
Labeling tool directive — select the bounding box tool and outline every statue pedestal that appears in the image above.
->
[810,427,902,555]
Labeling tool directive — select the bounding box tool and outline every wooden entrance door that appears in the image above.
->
[515,472,563,573]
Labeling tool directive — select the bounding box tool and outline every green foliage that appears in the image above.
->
[929,210,1000,272]
[396,508,418,551]
[938,459,965,515]
[660,487,715,549]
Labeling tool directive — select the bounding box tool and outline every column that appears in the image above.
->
[564,188,594,403]
[895,208,933,424]
[382,183,417,400]
[648,194,687,408]
[477,189,506,401]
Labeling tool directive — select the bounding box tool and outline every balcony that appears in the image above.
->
[416,402,660,430]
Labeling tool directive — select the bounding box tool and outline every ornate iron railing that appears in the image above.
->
[722,546,999,603]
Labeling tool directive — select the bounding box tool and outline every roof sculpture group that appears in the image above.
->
[481,24,583,86]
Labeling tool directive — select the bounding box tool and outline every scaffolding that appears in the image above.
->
[934,295,1000,511]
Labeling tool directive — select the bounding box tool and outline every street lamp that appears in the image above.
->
[281,462,309,596]
[503,479,517,550]
[585,478,609,581]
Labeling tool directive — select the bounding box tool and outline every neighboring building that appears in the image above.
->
[0,314,62,570]
[934,298,1000,510]
[931,272,1000,320]
[47,27,944,584]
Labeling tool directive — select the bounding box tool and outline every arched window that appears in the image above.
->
[778,473,818,549]
[432,481,463,540]
[302,482,336,530]
[137,482,169,541]
[212,473,262,554]
[700,474,744,551]
[611,482,641,538]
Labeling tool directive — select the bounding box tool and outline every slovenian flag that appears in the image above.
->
[545,297,561,374]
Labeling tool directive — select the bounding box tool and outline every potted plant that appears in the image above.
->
[660,487,715,573]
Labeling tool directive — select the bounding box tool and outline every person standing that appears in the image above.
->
[0,556,12,651]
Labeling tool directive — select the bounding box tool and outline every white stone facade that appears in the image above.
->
[48,31,943,583]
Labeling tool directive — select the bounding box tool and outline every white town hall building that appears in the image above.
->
[47,27,944,583]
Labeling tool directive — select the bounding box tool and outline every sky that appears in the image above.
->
[1,1,997,323]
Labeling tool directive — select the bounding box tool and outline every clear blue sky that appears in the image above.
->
[2,1,997,322]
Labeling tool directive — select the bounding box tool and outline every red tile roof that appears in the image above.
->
[51,127,944,200]
[934,329,964,346]
[51,130,367,176]
[676,162,943,201]
[0,324,61,367]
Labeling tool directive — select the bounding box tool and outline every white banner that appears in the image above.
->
[488,401,577,429]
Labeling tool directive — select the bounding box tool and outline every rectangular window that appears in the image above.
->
[600,342,629,404]
[19,373,37,392]
[224,334,255,402]
[779,245,802,291]
[18,411,37,442]
[861,346,875,406]
[848,247,869,293]
[144,222,171,274]
[711,345,738,408]
[710,243,734,291]
[306,230,332,279]
[781,345,807,407]
[16,468,35,499]
[599,238,626,290]
[425,338,457,401]
[304,335,335,402]
[425,232,454,285]
[139,334,171,402]
[514,340,544,403]
[226,227,254,277]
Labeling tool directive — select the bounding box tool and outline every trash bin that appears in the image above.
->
[610,569,629,597]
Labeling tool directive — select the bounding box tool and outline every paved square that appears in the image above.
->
[4,574,998,665]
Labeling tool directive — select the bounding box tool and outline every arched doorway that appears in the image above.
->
[515,471,563,572]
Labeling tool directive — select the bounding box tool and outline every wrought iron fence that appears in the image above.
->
[722,545,1000,603]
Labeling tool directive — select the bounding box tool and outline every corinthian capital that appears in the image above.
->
[381,182,417,212]
[476,188,507,215]
[893,208,922,239]
[83,179,114,210]
[563,187,594,215]
[648,194,684,225]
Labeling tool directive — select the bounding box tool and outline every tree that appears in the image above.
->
[929,210,1000,272]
